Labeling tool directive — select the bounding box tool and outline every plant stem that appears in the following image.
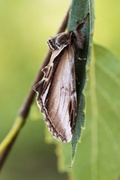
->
[0,7,69,171]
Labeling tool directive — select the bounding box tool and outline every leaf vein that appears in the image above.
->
[96,61,120,88]
[96,84,120,119]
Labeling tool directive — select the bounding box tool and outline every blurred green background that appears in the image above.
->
[0,0,120,180]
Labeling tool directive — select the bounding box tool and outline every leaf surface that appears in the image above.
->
[70,44,120,179]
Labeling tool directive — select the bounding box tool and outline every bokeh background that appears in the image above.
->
[0,0,120,179]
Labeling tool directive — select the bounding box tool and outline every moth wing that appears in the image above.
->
[33,46,67,97]
[34,45,77,142]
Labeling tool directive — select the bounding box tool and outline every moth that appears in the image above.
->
[33,14,89,142]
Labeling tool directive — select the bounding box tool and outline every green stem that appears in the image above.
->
[0,8,69,171]
[0,117,23,154]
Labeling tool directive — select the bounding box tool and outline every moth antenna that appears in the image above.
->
[76,12,89,31]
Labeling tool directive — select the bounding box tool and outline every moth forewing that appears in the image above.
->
[34,44,77,142]
[46,45,77,142]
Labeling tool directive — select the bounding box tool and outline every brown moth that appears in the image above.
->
[33,14,89,142]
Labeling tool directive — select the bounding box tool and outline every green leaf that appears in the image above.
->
[69,44,120,179]
[67,0,94,162]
